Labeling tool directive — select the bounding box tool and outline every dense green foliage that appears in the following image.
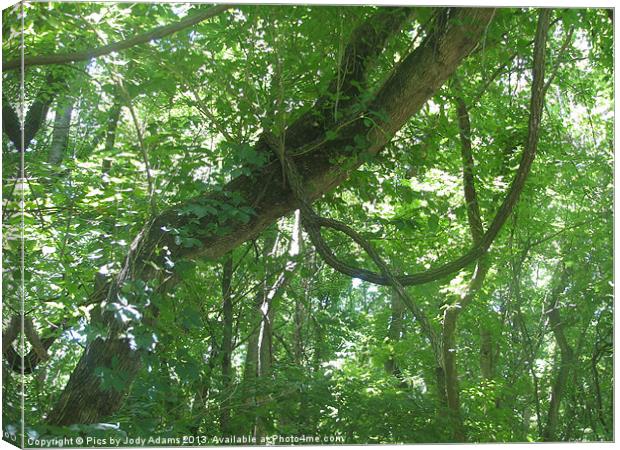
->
[2,3,613,445]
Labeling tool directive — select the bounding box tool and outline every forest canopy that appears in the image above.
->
[1,2,613,445]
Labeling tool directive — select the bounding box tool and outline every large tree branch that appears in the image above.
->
[174,8,496,264]
[258,7,415,150]
[2,5,230,72]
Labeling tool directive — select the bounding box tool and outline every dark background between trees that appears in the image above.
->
[1,3,613,444]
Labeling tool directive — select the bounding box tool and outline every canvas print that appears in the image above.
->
[1,1,613,446]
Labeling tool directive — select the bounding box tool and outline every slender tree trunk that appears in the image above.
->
[441,306,465,441]
[219,253,234,436]
[290,256,316,432]
[512,251,544,437]
[188,335,219,434]
[293,253,313,368]
[591,345,610,437]
[439,258,490,442]
[479,323,500,416]
[243,231,278,440]
[479,328,494,379]
[87,97,122,153]
[293,295,305,365]
[254,298,276,442]
[311,315,323,373]
[543,347,573,441]
[243,212,302,440]
[384,290,407,386]
[542,268,572,442]
[104,101,122,152]
[437,74,490,442]
[47,98,74,165]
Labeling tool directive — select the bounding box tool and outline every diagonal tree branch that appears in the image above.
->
[454,87,484,244]
[2,5,230,72]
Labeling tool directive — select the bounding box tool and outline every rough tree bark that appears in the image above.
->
[46,7,496,425]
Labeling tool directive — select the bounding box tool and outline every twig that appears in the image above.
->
[116,79,157,214]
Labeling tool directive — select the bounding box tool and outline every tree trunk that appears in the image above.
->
[543,347,573,441]
[46,334,142,424]
[542,268,572,442]
[479,328,494,380]
[219,253,234,436]
[244,212,301,439]
[290,253,316,432]
[384,290,406,379]
[48,98,74,165]
[591,343,611,437]
[104,101,122,152]
[46,219,175,425]
[293,223,309,366]
[434,365,448,408]
[441,306,465,441]
[242,231,278,439]
[293,296,305,366]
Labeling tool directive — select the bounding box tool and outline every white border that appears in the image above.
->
[0,1,615,450]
